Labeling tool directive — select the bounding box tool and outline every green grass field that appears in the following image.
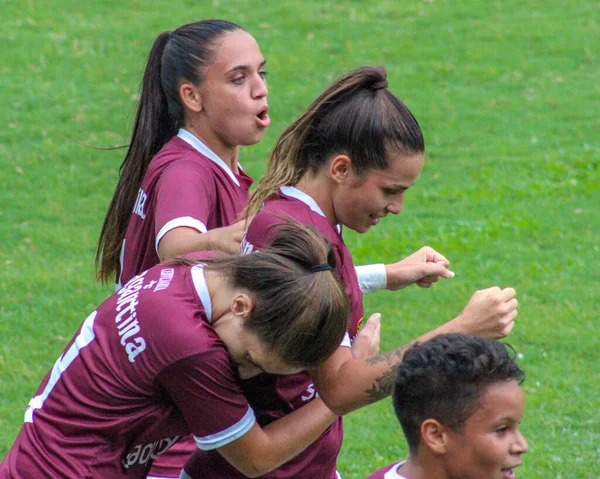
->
[1,1,598,477]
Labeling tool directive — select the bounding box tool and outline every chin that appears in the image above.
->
[348,223,371,234]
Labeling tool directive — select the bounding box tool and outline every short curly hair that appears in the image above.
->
[392,333,525,453]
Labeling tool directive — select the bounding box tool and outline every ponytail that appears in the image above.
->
[246,66,424,218]
[95,32,172,283]
[180,220,349,368]
[96,20,245,283]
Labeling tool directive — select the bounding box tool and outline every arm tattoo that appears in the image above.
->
[364,345,408,403]
[364,345,407,366]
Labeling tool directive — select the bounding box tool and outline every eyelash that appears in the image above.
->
[232,71,268,85]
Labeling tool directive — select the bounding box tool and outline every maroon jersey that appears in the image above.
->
[118,128,253,288]
[366,461,406,479]
[183,186,364,478]
[0,263,255,479]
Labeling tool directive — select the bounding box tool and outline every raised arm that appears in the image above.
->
[311,286,518,415]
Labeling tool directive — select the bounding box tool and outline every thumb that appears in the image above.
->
[361,313,381,334]
[423,263,455,279]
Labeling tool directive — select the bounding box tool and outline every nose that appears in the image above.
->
[252,73,268,99]
[512,430,529,455]
[386,197,404,215]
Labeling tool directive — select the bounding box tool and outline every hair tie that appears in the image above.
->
[311,263,331,273]
[372,80,388,91]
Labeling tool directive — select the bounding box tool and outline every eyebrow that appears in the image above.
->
[227,60,267,75]
[384,185,410,193]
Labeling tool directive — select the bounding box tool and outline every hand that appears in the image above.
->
[453,287,518,339]
[385,246,455,291]
[208,219,248,254]
[351,313,381,359]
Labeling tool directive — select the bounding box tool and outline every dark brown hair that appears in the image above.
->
[246,65,424,217]
[392,333,525,453]
[96,20,245,283]
[180,220,349,368]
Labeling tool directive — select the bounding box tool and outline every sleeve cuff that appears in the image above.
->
[355,264,387,294]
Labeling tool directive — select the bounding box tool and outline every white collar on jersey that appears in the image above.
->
[384,460,407,479]
[191,264,212,322]
[177,128,241,187]
[279,186,342,234]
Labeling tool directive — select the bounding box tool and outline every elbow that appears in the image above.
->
[318,389,353,417]
[233,457,279,478]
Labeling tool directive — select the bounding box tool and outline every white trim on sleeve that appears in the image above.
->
[155,217,208,254]
[194,406,256,450]
[355,263,387,293]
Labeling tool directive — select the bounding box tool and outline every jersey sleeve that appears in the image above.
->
[158,350,255,450]
[154,161,217,249]
[242,209,287,253]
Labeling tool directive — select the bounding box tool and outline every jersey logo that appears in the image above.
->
[356,316,364,331]
[122,436,180,469]
[301,383,319,402]
[133,188,148,219]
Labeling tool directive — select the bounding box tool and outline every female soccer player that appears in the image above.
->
[95,19,269,290]
[182,66,519,478]
[1,223,349,479]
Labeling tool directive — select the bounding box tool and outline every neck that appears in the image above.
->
[183,123,239,172]
[295,171,337,225]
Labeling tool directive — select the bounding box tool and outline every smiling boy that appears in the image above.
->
[367,333,528,479]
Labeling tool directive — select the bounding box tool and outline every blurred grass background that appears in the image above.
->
[0,0,598,477]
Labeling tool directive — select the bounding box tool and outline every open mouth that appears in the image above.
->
[255,105,271,127]
[501,465,519,479]
[369,214,385,225]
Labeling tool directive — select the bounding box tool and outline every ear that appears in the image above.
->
[421,419,449,455]
[329,154,352,184]
[231,293,255,318]
[179,82,203,113]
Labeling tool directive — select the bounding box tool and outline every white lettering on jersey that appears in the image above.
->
[122,436,181,469]
[115,271,148,362]
[133,188,147,219]
[240,235,255,255]
[301,383,319,402]
[154,268,174,292]
[25,311,97,423]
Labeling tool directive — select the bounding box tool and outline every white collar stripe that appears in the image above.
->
[191,265,212,322]
[177,128,240,186]
[279,186,342,234]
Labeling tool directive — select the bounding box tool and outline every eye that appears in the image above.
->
[495,425,508,435]
[232,75,245,85]
[259,70,268,79]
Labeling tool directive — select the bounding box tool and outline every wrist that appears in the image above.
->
[356,264,387,293]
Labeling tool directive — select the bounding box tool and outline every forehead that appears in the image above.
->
[467,380,525,428]
[210,30,264,71]
[361,153,424,186]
